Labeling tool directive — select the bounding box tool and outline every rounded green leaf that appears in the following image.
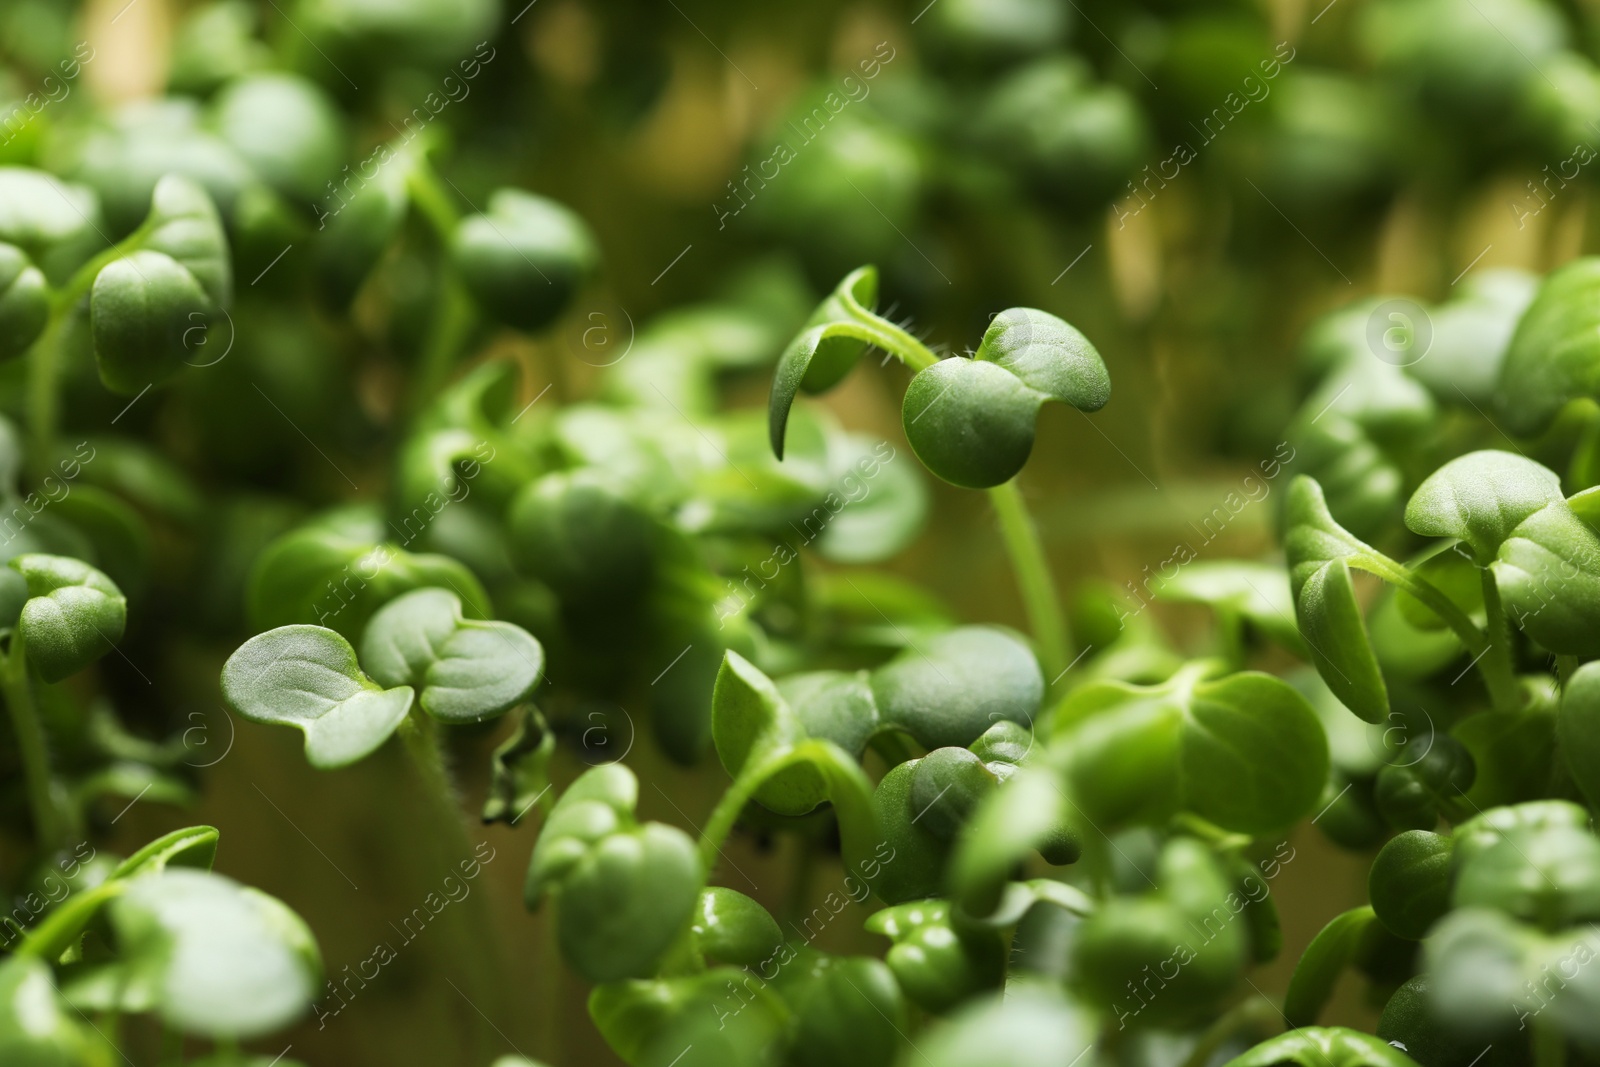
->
[1559,662,1600,807]
[359,587,543,723]
[211,73,344,203]
[90,250,216,395]
[772,952,907,1067]
[1404,451,1564,562]
[692,887,782,967]
[220,624,413,768]
[974,307,1110,411]
[508,472,659,604]
[525,763,636,904]
[140,172,231,308]
[1493,497,1600,656]
[0,166,97,246]
[1425,907,1600,1046]
[913,982,1095,1067]
[869,626,1043,749]
[1286,476,1389,723]
[1368,830,1451,940]
[865,899,1005,1014]
[768,267,880,458]
[776,670,882,761]
[1072,839,1248,1025]
[1372,735,1475,830]
[314,157,407,310]
[453,189,598,333]
[1497,256,1600,435]
[558,823,703,983]
[1378,974,1525,1067]
[1224,1027,1421,1067]
[11,554,127,683]
[0,243,47,360]
[247,506,491,640]
[1453,826,1600,930]
[902,358,1044,489]
[0,956,101,1064]
[108,869,321,1040]
[1056,667,1329,834]
[1453,800,1591,872]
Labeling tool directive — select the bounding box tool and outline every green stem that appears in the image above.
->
[1350,551,1518,709]
[394,714,503,1061]
[1535,1018,1567,1067]
[26,313,67,473]
[410,275,475,412]
[1477,568,1521,711]
[2,634,62,851]
[29,218,153,466]
[989,478,1072,684]
[539,903,563,1065]
[403,157,475,413]
[848,308,1072,681]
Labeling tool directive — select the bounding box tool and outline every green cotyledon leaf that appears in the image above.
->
[452,188,599,333]
[1492,489,1600,656]
[220,624,413,768]
[1497,256,1600,435]
[106,869,321,1040]
[901,308,1110,488]
[0,242,47,360]
[524,764,703,984]
[11,554,127,683]
[1284,475,1388,723]
[1051,662,1328,834]
[769,266,882,458]
[1404,451,1565,563]
[89,174,231,395]
[359,587,543,723]
[1224,1027,1420,1066]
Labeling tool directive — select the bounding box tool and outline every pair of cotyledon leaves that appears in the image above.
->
[0,170,232,395]
[710,628,1043,867]
[1289,450,1600,724]
[523,762,702,985]
[0,554,127,683]
[767,266,1110,488]
[7,826,320,1045]
[316,146,596,331]
[221,586,542,768]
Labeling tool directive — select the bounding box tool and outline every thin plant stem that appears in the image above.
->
[395,713,505,1062]
[1477,568,1521,711]
[856,311,1073,681]
[2,635,62,851]
[30,219,158,466]
[989,478,1072,684]
[1350,552,1519,709]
